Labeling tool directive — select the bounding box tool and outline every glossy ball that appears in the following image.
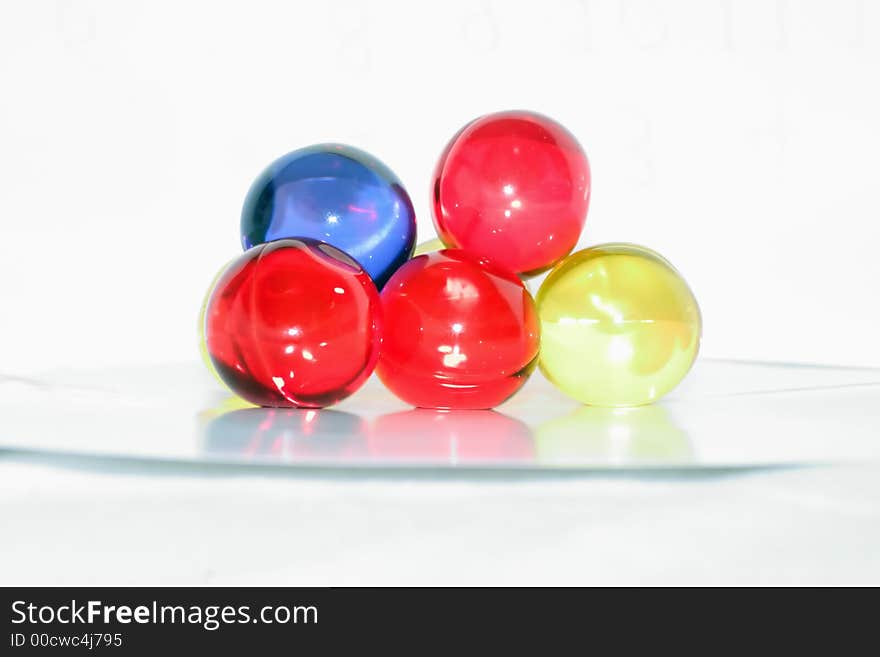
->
[537,243,701,407]
[197,261,233,389]
[413,237,446,256]
[432,110,590,276]
[205,238,382,408]
[241,143,416,288]
[377,249,540,409]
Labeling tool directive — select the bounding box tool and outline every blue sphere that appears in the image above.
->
[241,144,416,288]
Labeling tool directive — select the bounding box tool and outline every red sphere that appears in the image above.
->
[205,238,382,408]
[377,249,540,409]
[432,110,591,275]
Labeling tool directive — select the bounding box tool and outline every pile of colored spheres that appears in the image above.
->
[201,111,701,410]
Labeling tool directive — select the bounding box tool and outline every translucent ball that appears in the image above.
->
[432,110,590,276]
[240,143,416,289]
[536,243,701,406]
[377,249,540,409]
[198,261,233,388]
[413,237,446,256]
[205,238,382,408]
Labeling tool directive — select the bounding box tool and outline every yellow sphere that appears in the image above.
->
[536,243,701,406]
[413,237,534,289]
[198,261,234,389]
[413,237,446,256]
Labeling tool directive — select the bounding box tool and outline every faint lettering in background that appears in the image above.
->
[776,0,788,51]
[462,0,499,54]
[574,0,594,52]
[2,0,876,371]
[566,0,869,53]
[629,117,654,190]
[55,0,96,48]
[330,3,373,74]
[620,0,669,49]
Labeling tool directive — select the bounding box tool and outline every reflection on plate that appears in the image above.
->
[1,360,879,469]
[535,405,692,465]
[201,406,535,466]
[370,410,533,464]
[198,398,691,467]
[203,408,368,462]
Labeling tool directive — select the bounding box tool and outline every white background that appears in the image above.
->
[1,1,879,589]
[1,0,878,374]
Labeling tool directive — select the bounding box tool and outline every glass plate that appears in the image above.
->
[0,359,878,471]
